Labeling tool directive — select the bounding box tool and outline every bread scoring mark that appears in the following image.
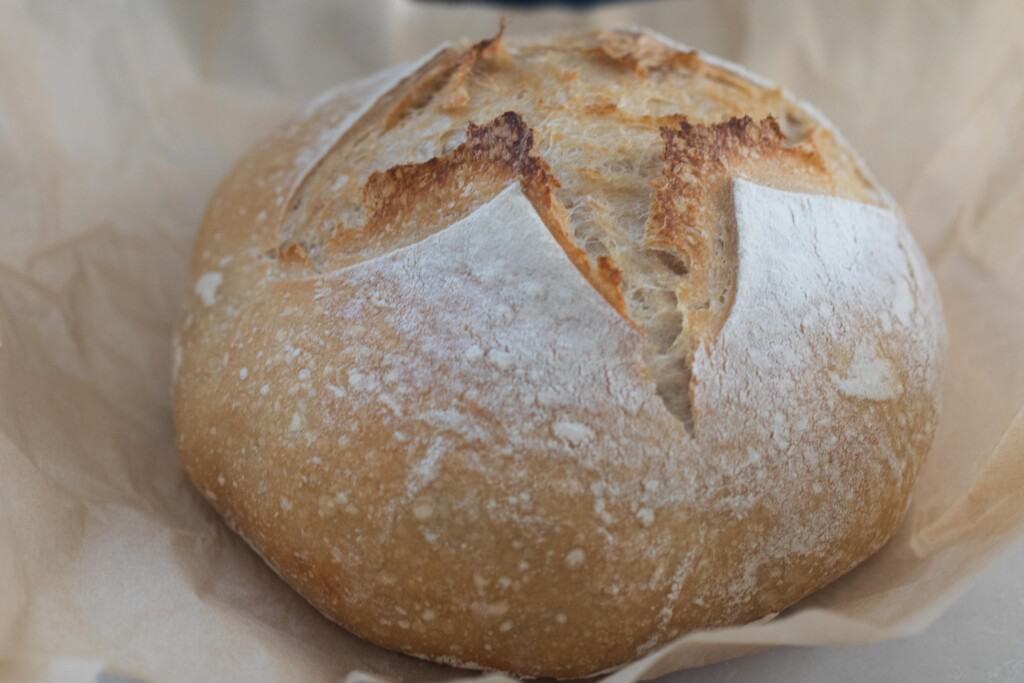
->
[649,116,830,336]
[638,116,834,429]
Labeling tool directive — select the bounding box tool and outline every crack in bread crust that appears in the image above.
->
[637,116,839,429]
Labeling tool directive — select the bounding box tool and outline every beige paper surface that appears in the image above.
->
[1,1,1022,681]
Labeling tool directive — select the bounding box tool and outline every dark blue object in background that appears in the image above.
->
[421,0,650,7]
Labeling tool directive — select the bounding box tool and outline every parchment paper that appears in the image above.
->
[1,1,1023,682]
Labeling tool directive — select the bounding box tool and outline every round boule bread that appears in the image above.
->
[173,27,946,679]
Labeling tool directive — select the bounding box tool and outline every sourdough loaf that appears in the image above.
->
[173,27,946,678]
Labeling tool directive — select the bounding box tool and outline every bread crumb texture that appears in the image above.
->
[174,27,945,678]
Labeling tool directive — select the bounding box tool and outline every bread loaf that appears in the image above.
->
[173,27,946,678]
